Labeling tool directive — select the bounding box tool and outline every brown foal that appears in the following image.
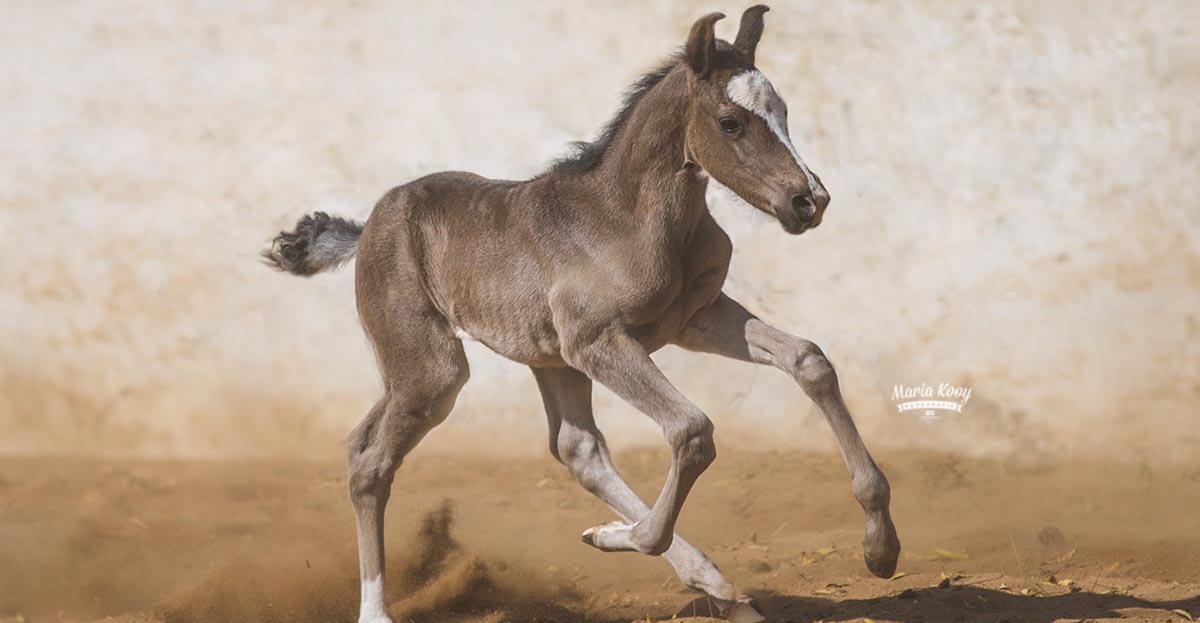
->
[264,6,899,622]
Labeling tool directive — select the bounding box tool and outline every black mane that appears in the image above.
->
[546,54,681,175]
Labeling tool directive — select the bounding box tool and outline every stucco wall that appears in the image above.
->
[2,1,1197,461]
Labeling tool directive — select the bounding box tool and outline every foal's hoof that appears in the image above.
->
[718,597,767,623]
[581,521,632,552]
[581,521,670,555]
[863,509,901,579]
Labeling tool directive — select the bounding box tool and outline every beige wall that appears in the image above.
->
[2,1,1197,462]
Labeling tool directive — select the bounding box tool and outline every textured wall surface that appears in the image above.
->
[2,1,1197,461]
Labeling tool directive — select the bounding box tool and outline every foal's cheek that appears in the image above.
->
[715,133,744,166]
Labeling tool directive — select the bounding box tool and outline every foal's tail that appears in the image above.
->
[262,212,364,276]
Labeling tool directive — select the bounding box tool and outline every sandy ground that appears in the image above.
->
[1,448,1197,623]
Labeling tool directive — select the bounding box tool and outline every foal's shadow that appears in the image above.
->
[675,586,1200,623]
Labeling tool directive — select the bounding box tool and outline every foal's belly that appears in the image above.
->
[451,306,565,367]
[455,305,690,367]
[449,271,722,369]
[442,251,728,370]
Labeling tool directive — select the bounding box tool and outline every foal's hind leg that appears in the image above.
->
[347,308,469,623]
[678,294,901,578]
[533,366,765,623]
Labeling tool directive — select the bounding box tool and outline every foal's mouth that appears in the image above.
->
[781,221,811,235]
[775,207,818,235]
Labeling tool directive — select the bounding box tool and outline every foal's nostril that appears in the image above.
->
[790,194,816,221]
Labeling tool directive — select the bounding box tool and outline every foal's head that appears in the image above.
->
[681,6,830,235]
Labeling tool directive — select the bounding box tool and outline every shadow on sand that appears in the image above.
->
[671,586,1200,623]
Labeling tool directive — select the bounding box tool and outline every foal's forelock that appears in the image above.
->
[725,70,819,192]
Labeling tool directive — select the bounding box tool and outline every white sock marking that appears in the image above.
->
[358,574,390,623]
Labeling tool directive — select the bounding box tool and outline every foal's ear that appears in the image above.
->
[734,5,770,65]
[684,12,725,78]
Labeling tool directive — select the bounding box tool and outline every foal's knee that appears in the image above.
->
[347,444,394,501]
[557,427,608,493]
[668,414,716,473]
[786,340,839,396]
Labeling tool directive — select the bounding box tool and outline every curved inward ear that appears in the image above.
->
[734,5,770,65]
[684,12,725,78]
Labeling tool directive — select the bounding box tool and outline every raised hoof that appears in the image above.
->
[581,520,669,555]
[720,598,767,623]
[863,510,901,579]
[581,520,632,552]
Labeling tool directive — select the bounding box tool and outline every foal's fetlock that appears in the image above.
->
[851,469,890,512]
[631,522,675,556]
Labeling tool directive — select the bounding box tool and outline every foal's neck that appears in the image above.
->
[594,67,707,235]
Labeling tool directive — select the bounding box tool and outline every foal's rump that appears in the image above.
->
[261,170,566,365]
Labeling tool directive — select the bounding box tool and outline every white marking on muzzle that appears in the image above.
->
[725,70,819,191]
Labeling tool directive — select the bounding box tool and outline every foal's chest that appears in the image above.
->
[620,216,733,351]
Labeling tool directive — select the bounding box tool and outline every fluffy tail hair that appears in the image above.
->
[262,212,364,276]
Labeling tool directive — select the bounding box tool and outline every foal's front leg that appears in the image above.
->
[678,294,901,578]
[533,366,765,623]
[558,323,717,556]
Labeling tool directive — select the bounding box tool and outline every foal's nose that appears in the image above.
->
[791,193,817,223]
[812,185,830,211]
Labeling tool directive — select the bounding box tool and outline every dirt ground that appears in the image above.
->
[1,447,1197,623]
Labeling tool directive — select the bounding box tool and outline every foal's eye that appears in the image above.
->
[719,117,741,135]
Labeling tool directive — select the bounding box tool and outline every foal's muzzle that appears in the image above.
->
[778,187,829,235]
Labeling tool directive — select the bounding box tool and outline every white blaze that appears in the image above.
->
[725,70,819,191]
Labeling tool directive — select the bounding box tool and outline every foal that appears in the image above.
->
[265,6,899,622]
